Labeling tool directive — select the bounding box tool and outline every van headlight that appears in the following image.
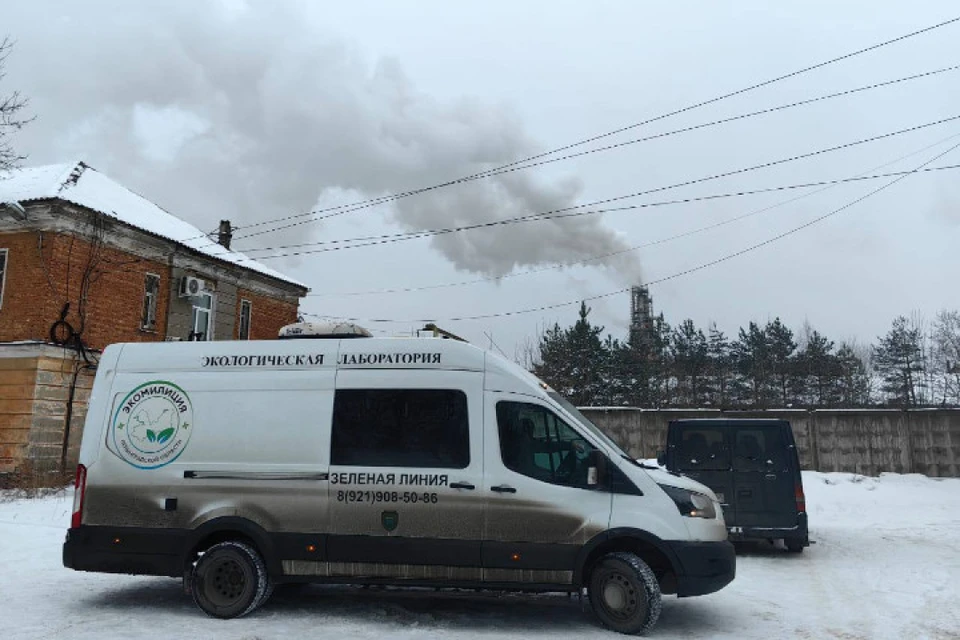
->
[658,484,717,519]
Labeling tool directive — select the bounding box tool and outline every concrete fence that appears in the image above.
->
[580,408,960,478]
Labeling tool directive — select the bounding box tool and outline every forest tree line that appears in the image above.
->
[523,304,960,409]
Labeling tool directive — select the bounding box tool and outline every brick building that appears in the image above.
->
[0,161,308,478]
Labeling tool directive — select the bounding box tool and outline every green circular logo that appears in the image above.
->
[112,381,193,469]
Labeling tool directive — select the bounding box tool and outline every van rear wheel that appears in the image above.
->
[589,552,661,635]
[785,538,805,553]
[190,541,270,619]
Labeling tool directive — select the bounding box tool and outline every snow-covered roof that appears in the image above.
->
[0,161,307,289]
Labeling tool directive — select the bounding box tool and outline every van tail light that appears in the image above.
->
[71,464,87,529]
[795,483,806,513]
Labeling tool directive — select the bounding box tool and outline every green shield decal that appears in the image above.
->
[381,511,399,532]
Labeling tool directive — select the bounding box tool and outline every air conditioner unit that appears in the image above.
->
[179,276,206,298]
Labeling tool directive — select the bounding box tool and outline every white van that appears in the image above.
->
[63,324,734,635]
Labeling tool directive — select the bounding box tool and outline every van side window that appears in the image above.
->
[676,428,730,471]
[733,428,784,471]
[496,401,596,488]
[331,389,469,469]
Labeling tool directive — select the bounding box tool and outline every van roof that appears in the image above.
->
[669,419,791,427]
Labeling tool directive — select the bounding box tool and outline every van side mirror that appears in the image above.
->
[656,450,666,467]
[587,449,608,487]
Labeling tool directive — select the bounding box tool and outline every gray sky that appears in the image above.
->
[4,1,959,355]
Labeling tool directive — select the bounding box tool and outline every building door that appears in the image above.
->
[325,370,485,579]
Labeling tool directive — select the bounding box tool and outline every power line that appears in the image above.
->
[307,137,960,324]
[180,15,960,247]
[231,63,960,243]
[239,114,960,260]
[305,160,960,297]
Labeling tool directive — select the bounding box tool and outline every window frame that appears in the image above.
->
[140,272,161,331]
[496,400,598,489]
[238,298,252,340]
[0,248,7,310]
[191,291,215,341]
[331,388,471,469]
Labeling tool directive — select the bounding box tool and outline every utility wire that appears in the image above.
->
[232,63,960,243]
[240,114,960,260]
[181,16,960,247]
[308,137,960,324]
[306,159,960,297]
[308,132,960,298]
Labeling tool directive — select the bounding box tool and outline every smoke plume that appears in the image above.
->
[6,0,639,278]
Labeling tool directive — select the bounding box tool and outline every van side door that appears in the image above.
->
[669,423,734,524]
[324,370,485,579]
[482,393,612,586]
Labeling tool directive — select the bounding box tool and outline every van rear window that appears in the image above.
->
[675,428,730,471]
[331,389,469,469]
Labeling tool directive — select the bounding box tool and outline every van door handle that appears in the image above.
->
[491,485,517,494]
[450,482,475,490]
[765,474,777,480]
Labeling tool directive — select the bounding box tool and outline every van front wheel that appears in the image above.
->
[589,552,662,635]
[190,541,270,619]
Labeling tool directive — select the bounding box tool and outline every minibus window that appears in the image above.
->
[332,389,469,469]
[497,401,597,489]
[676,428,730,471]
[733,428,784,471]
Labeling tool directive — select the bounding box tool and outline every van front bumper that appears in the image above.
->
[667,540,736,597]
[63,526,186,577]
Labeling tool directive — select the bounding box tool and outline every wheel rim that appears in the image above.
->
[204,557,251,608]
[599,571,641,621]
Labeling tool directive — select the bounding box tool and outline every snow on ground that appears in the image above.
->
[2,472,959,639]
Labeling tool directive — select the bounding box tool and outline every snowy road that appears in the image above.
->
[2,472,959,639]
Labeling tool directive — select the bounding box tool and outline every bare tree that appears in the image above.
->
[931,310,960,405]
[1,37,31,172]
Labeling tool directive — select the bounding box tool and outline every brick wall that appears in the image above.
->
[0,347,93,476]
[235,288,299,340]
[0,230,171,350]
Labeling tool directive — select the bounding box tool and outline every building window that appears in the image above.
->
[238,299,252,340]
[190,292,214,341]
[331,389,470,469]
[0,249,7,310]
[141,273,160,330]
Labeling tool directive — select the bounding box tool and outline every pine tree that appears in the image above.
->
[733,322,771,407]
[873,316,925,407]
[836,342,871,406]
[797,330,839,406]
[531,303,608,406]
[671,319,708,406]
[766,318,797,406]
[707,324,732,407]
[532,323,573,396]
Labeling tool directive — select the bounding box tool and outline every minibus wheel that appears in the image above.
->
[190,540,270,618]
[589,552,661,635]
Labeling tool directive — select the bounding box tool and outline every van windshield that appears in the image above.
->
[547,391,631,460]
